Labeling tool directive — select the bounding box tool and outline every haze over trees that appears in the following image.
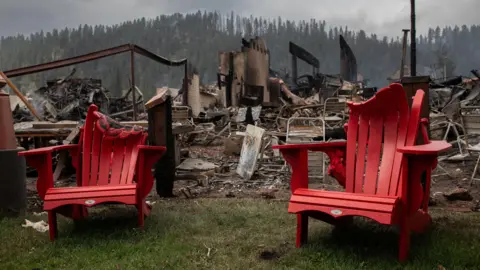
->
[0,11,477,98]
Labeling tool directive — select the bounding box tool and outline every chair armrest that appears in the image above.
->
[136,145,167,199]
[18,144,80,200]
[18,144,78,156]
[273,141,348,192]
[397,141,452,155]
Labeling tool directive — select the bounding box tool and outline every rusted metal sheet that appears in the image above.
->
[339,35,357,82]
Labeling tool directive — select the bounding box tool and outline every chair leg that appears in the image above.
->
[72,205,88,220]
[398,217,411,262]
[296,213,308,248]
[48,210,58,241]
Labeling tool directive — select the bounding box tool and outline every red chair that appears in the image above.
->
[273,83,451,262]
[19,104,166,241]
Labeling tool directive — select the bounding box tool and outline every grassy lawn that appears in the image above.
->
[0,198,479,270]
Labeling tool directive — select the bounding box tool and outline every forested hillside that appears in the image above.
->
[0,10,478,98]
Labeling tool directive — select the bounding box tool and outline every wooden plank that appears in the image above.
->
[15,127,72,133]
[32,122,78,129]
[53,126,81,182]
[32,121,149,129]
[15,134,69,138]
[236,124,265,180]
[119,121,148,127]
[30,120,191,134]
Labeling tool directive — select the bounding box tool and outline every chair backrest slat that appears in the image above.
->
[79,105,147,187]
[97,139,115,185]
[344,83,424,197]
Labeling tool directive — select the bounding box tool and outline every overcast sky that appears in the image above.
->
[0,0,477,39]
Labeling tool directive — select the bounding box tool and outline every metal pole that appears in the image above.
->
[183,61,188,106]
[400,29,410,79]
[410,0,416,76]
[291,54,297,84]
[130,49,137,121]
[444,57,447,80]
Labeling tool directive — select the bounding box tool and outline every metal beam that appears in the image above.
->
[3,43,187,78]
[4,44,131,78]
[132,45,187,66]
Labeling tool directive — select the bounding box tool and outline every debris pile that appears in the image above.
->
[12,70,145,123]
[429,73,480,119]
[428,71,480,158]
[171,66,480,202]
[171,80,350,199]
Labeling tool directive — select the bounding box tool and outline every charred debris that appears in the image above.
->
[12,69,145,123]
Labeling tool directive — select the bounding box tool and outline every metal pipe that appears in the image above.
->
[410,0,417,76]
[400,29,410,79]
[130,48,137,121]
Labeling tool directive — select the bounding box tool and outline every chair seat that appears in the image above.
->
[44,184,137,210]
[288,188,401,224]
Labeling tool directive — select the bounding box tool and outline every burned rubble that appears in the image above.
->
[172,63,363,199]
[171,60,480,205]
[6,37,480,208]
[12,69,145,123]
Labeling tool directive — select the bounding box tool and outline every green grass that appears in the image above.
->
[1,198,479,269]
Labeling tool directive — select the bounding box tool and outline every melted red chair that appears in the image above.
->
[19,104,166,241]
[273,83,451,262]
